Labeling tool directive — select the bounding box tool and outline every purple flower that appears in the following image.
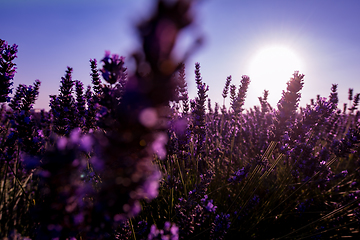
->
[148,222,179,240]
[100,52,126,85]
[211,213,231,240]
[0,39,18,102]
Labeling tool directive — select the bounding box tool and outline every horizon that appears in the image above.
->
[3,0,360,111]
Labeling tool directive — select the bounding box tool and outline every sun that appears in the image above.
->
[247,45,303,105]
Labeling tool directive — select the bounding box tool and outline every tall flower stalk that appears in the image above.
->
[0,39,18,103]
[274,71,304,142]
[49,67,76,136]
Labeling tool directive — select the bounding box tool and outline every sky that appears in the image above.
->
[2,0,360,111]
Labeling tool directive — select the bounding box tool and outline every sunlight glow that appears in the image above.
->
[248,46,303,105]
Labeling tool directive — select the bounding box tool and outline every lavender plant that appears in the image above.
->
[0,39,17,103]
[0,80,41,237]
[2,0,360,239]
[75,80,86,130]
[49,67,76,136]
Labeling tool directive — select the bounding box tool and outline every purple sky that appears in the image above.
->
[3,0,360,111]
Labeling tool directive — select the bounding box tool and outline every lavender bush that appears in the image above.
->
[1,0,360,239]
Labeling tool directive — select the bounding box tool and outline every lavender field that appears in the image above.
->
[1,0,360,239]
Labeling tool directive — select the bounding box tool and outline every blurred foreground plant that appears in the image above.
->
[32,0,201,239]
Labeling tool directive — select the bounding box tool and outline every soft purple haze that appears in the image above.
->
[3,0,360,110]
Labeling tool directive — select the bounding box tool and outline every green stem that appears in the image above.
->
[129,218,137,240]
